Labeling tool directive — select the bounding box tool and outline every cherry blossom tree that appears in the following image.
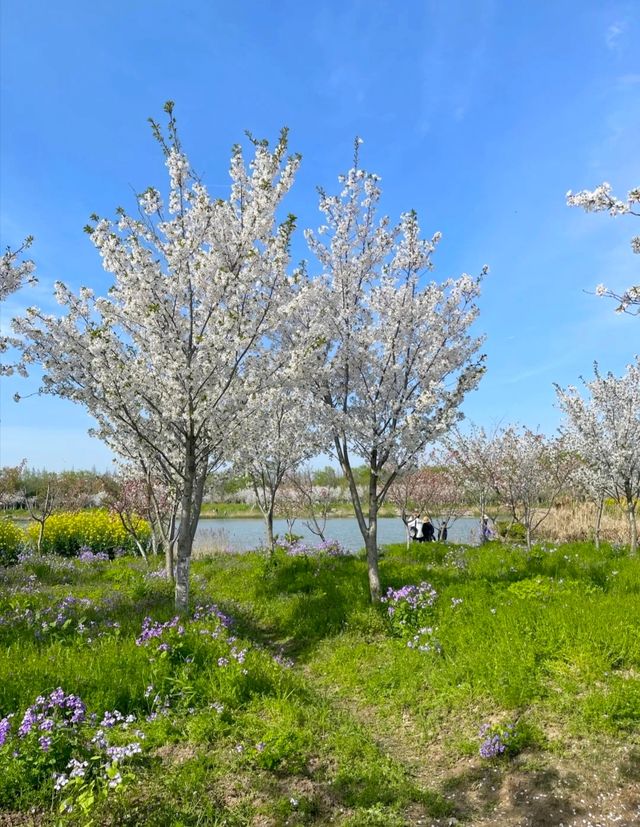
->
[567,461,610,550]
[292,146,486,601]
[14,104,300,612]
[24,477,57,553]
[273,484,301,540]
[489,427,575,549]
[448,425,573,548]
[420,463,465,540]
[0,461,27,511]
[556,359,640,554]
[106,469,180,564]
[281,466,339,542]
[388,463,462,546]
[445,426,503,541]
[231,386,322,550]
[566,182,640,315]
[1,237,36,376]
[0,236,36,301]
[387,467,422,548]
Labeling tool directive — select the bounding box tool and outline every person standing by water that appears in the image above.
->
[480,514,494,543]
[423,518,435,542]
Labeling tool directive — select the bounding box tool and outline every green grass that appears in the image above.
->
[198,500,400,518]
[0,540,639,824]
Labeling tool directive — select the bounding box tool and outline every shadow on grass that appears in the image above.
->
[619,747,640,782]
[441,760,580,826]
[227,555,376,659]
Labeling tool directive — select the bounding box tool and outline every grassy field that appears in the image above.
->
[0,540,639,825]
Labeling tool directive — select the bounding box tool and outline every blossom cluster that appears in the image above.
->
[135,603,234,660]
[382,581,439,646]
[191,603,233,627]
[382,582,438,618]
[0,715,13,747]
[17,688,86,742]
[566,181,639,313]
[1,237,37,377]
[566,182,637,216]
[136,615,184,648]
[0,685,149,813]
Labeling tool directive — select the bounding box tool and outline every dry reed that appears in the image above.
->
[538,502,629,544]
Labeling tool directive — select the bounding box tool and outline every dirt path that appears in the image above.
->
[311,675,640,826]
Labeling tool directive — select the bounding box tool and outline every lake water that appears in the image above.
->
[193,515,480,553]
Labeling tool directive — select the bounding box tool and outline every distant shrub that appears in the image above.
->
[25,510,150,557]
[0,519,26,564]
[496,521,526,542]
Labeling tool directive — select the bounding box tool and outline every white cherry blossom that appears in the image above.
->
[14,104,300,611]
[556,359,640,553]
[291,148,486,601]
[1,236,37,376]
[567,182,640,315]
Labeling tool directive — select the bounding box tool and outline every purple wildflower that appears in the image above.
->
[18,708,37,737]
[67,758,88,779]
[106,742,142,761]
[0,716,12,747]
[479,733,507,758]
[478,722,516,758]
[78,548,109,562]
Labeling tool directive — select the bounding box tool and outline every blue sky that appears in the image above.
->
[1,0,638,471]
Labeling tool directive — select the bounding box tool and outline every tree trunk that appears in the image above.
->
[365,529,381,602]
[164,511,176,580]
[134,536,148,562]
[594,497,604,551]
[174,447,206,614]
[175,483,193,614]
[165,539,175,580]
[479,492,488,544]
[627,499,638,556]
[37,519,45,553]
[333,437,380,602]
[366,461,381,603]
[266,506,275,552]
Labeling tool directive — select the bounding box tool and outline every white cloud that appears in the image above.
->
[605,20,626,50]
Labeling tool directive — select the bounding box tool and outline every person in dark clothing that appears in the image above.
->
[423,519,435,542]
[438,522,448,542]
